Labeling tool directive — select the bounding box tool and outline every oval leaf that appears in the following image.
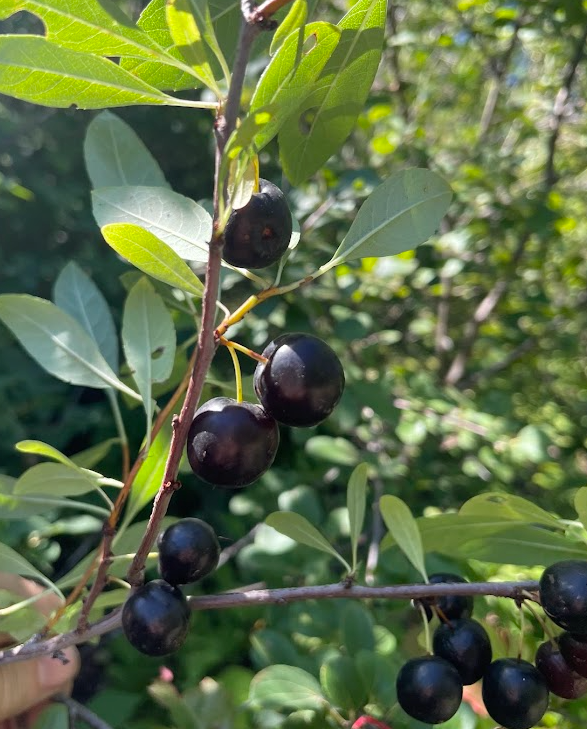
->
[305,436,359,466]
[379,495,427,581]
[122,277,176,433]
[0,294,139,398]
[249,665,325,711]
[332,169,452,264]
[320,653,367,712]
[53,260,119,372]
[14,463,102,498]
[265,511,350,571]
[101,223,204,296]
[15,440,77,468]
[347,463,368,571]
[93,186,212,261]
[0,542,63,599]
[84,111,169,190]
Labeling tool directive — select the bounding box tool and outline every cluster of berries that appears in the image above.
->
[398,561,587,728]
[185,332,345,488]
[122,518,220,656]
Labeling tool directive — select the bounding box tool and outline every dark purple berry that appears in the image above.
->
[158,518,220,586]
[482,658,549,729]
[186,397,279,488]
[121,580,190,656]
[254,333,345,427]
[535,639,587,699]
[420,573,474,621]
[396,655,463,724]
[559,631,587,678]
[433,618,492,685]
[539,560,587,634]
[223,179,292,269]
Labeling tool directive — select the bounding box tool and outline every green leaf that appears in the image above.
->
[251,629,300,669]
[381,514,587,566]
[460,493,562,529]
[30,704,69,729]
[249,665,325,711]
[0,0,165,58]
[347,463,368,571]
[265,511,351,571]
[120,0,197,92]
[0,542,63,598]
[15,440,77,468]
[122,278,176,436]
[320,653,367,711]
[84,111,169,190]
[166,0,220,95]
[305,436,359,466]
[331,169,452,264]
[53,260,119,372]
[124,420,172,524]
[279,0,386,184]
[0,294,140,398]
[92,187,212,262]
[70,438,120,470]
[101,223,204,296]
[341,602,375,656]
[270,0,307,55]
[0,36,180,109]
[0,475,109,520]
[148,681,202,729]
[379,495,427,581]
[14,462,102,498]
[396,414,427,446]
[575,488,587,531]
[250,22,341,151]
[178,0,230,84]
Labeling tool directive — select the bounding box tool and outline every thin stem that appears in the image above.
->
[53,693,114,729]
[226,344,244,403]
[0,580,539,667]
[522,598,557,643]
[106,390,130,482]
[219,336,268,363]
[419,603,432,655]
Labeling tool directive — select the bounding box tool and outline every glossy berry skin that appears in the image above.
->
[121,580,190,656]
[422,573,474,621]
[254,333,345,427]
[223,179,292,269]
[158,518,220,586]
[482,658,549,729]
[396,655,463,724]
[539,560,587,634]
[433,618,492,685]
[535,640,587,699]
[186,397,279,488]
[559,631,587,678]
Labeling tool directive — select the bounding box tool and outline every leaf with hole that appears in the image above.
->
[270,0,308,56]
[331,169,452,264]
[101,223,204,296]
[0,294,139,398]
[380,495,427,581]
[279,0,386,184]
[54,260,119,372]
[84,111,169,190]
[0,36,180,109]
[265,511,350,571]
[93,187,212,262]
[250,21,341,151]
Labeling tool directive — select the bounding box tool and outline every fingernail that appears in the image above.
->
[37,647,77,688]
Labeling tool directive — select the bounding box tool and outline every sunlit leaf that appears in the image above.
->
[347,463,368,571]
[270,0,308,55]
[101,223,204,296]
[14,462,102,498]
[93,186,212,262]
